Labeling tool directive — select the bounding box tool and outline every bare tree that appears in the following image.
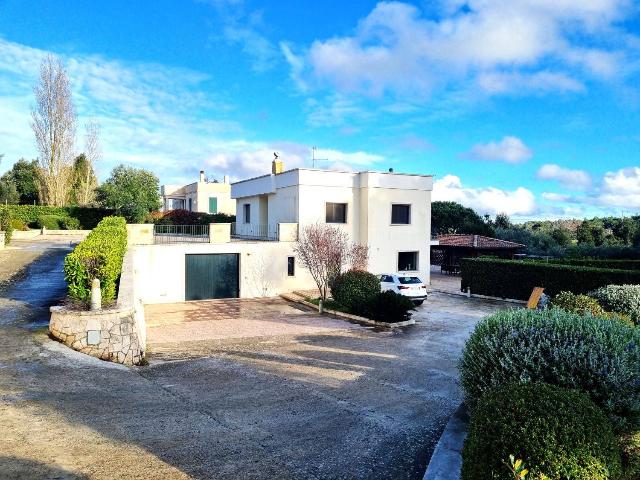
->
[31,55,76,206]
[73,122,100,205]
[294,223,369,300]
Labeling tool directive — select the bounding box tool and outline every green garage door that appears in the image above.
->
[185,254,239,300]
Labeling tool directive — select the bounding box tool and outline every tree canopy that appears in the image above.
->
[0,158,40,204]
[431,201,493,236]
[96,165,161,223]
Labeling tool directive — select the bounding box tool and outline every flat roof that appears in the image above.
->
[231,167,434,186]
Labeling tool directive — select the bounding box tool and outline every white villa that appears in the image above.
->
[161,170,236,215]
[131,161,433,304]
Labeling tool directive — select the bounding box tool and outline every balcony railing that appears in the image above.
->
[231,223,278,241]
[153,224,209,244]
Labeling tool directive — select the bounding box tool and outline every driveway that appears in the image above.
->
[0,246,509,479]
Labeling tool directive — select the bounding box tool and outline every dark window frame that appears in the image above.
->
[243,203,251,224]
[398,251,419,271]
[391,204,411,225]
[325,202,347,224]
[287,256,295,276]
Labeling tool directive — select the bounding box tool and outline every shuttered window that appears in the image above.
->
[391,204,411,224]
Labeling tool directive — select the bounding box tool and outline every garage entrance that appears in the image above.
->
[185,253,239,301]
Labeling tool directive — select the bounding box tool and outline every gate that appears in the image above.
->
[185,253,239,300]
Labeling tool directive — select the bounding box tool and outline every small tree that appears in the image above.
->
[31,55,76,206]
[96,165,161,223]
[72,122,100,206]
[294,223,369,301]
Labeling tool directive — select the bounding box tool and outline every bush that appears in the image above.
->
[461,382,622,480]
[363,290,415,323]
[155,209,236,225]
[0,205,114,229]
[590,284,640,326]
[551,291,605,316]
[37,215,63,230]
[63,216,128,304]
[621,430,640,479]
[0,209,12,245]
[9,218,29,231]
[460,257,640,300]
[61,217,81,230]
[331,270,380,315]
[459,308,640,430]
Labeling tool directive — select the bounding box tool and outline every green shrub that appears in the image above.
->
[63,216,127,304]
[0,205,114,229]
[551,291,605,316]
[461,382,622,480]
[363,290,415,323]
[37,215,63,230]
[330,270,380,315]
[620,430,640,479]
[545,258,640,270]
[61,217,81,230]
[9,218,29,231]
[460,257,640,300]
[0,209,12,245]
[459,308,640,431]
[590,284,640,326]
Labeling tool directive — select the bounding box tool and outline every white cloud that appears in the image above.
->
[462,136,533,164]
[541,192,571,202]
[596,166,640,208]
[433,174,536,216]
[289,1,633,98]
[0,38,383,183]
[536,163,592,189]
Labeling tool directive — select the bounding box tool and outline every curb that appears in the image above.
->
[429,289,526,305]
[423,403,469,480]
[280,293,415,329]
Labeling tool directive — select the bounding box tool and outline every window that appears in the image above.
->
[380,275,394,283]
[391,204,411,224]
[326,203,347,223]
[208,197,218,214]
[398,251,419,271]
[243,204,251,223]
[188,198,193,212]
[287,257,295,276]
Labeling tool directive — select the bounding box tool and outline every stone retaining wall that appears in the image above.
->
[49,249,146,365]
[49,306,143,364]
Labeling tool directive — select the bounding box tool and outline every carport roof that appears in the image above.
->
[436,234,525,249]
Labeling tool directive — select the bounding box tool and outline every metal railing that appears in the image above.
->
[153,224,210,244]
[231,222,278,241]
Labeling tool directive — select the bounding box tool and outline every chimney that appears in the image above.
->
[223,175,229,184]
[199,170,205,183]
[272,159,284,175]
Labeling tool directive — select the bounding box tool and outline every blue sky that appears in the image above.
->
[0,0,639,220]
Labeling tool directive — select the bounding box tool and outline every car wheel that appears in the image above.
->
[413,300,424,306]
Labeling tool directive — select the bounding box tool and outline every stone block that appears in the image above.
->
[87,330,101,345]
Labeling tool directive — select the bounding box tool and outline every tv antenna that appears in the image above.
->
[311,146,329,168]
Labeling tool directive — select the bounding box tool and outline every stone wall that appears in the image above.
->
[49,306,143,364]
[49,249,146,365]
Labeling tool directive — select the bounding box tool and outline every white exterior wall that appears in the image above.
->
[132,243,316,304]
[162,181,235,214]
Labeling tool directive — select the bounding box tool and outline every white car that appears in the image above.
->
[379,274,428,305]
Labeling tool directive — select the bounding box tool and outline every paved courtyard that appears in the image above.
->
[0,245,510,479]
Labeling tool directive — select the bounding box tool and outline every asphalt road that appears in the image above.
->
[0,246,507,479]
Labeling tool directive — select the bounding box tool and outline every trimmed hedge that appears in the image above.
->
[331,270,380,315]
[461,383,622,480]
[37,215,63,230]
[459,308,640,431]
[63,216,128,304]
[0,205,114,229]
[460,257,640,300]
[154,209,235,225]
[544,258,640,270]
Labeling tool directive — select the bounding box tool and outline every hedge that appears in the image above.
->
[542,258,640,270]
[63,216,128,304]
[460,257,640,300]
[459,308,640,431]
[330,270,380,315]
[461,383,622,480]
[0,205,115,229]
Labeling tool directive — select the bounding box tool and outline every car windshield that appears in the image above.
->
[398,276,421,284]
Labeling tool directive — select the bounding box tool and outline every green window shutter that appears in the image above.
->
[208,197,218,214]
